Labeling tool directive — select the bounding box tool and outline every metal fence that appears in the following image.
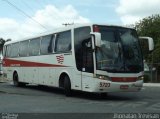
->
[144,63,160,83]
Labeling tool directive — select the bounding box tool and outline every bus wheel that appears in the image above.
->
[13,73,19,87]
[64,76,72,96]
[13,73,25,87]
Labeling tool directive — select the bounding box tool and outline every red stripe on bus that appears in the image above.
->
[3,58,69,67]
[111,77,137,82]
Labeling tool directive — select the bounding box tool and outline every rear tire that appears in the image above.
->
[13,73,19,87]
[13,73,25,87]
[64,76,72,96]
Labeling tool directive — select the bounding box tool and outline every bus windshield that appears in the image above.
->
[96,26,143,73]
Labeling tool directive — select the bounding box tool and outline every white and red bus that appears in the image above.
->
[2,24,154,96]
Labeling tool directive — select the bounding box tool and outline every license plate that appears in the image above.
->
[120,85,129,89]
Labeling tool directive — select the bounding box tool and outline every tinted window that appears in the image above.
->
[74,27,92,72]
[29,38,40,56]
[10,43,19,57]
[55,30,71,52]
[3,46,7,57]
[81,39,93,73]
[3,46,6,57]
[74,27,91,51]
[40,35,54,55]
[5,45,11,57]
[19,40,29,57]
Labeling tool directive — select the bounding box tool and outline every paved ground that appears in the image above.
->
[0,82,160,113]
[0,77,160,119]
[143,83,160,87]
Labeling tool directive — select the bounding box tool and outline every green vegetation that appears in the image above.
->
[135,14,160,63]
[135,14,160,82]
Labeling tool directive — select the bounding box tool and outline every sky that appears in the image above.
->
[0,0,160,41]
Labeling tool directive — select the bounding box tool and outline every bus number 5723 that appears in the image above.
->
[100,82,110,87]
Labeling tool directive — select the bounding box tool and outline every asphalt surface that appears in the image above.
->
[0,81,160,119]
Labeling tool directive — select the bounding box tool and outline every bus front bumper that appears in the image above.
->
[90,79,143,93]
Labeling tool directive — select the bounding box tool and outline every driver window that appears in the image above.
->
[74,26,93,73]
[82,38,93,73]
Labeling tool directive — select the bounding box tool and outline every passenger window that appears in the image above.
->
[5,45,11,57]
[55,30,71,52]
[10,43,19,57]
[29,38,40,56]
[40,35,54,55]
[19,40,29,57]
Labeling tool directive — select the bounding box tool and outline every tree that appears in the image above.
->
[0,38,6,51]
[0,38,11,54]
[135,14,160,63]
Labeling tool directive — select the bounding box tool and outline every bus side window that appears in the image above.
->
[10,43,19,58]
[29,38,40,56]
[40,35,54,55]
[55,30,71,52]
[48,35,55,53]
[6,45,11,58]
[3,46,6,57]
[19,40,29,57]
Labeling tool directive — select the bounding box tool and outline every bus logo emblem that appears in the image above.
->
[56,55,64,64]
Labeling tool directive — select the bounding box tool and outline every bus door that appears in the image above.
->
[81,38,95,91]
[74,27,94,91]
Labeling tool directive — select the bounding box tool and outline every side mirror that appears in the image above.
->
[90,32,101,47]
[139,37,154,51]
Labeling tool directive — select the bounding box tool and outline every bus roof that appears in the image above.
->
[5,23,135,45]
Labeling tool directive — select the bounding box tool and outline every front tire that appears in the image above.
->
[64,76,72,96]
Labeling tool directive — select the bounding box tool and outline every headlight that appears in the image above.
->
[96,74,111,81]
[137,76,144,81]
